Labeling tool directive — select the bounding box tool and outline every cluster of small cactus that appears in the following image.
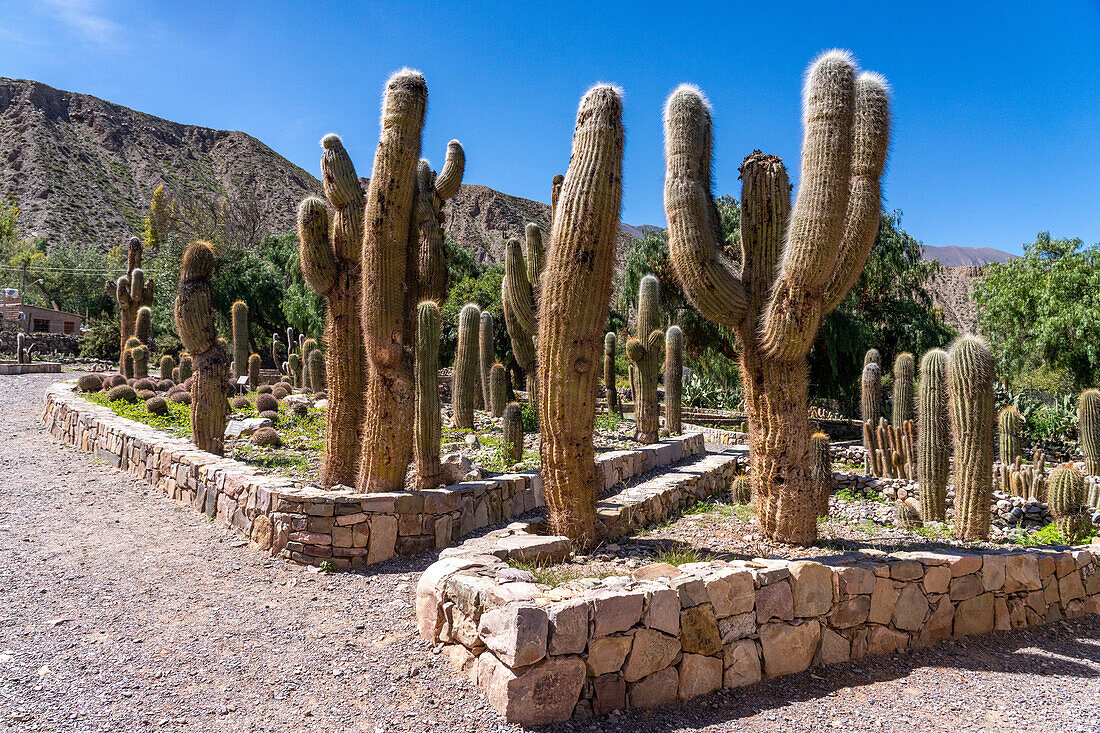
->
[1079,389,1100,475]
[663,52,891,544]
[1048,464,1088,540]
[105,237,154,373]
[995,450,1047,501]
[948,335,995,541]
[917,349,949,521]
[626,275,665,444]
[864,417,916,479]
[174,240,229,456]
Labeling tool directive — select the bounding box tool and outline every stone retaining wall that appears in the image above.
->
[0,331,80,357]
[1,361,62,374]
[42,381,707,568]
[417,542,1100,725]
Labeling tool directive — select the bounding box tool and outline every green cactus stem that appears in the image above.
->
[159,354,176,381]
[664,326,683,435]
[489,363,507,417]
[948,335,994,541]
[300,338,318,392]
[664,52,890,545]
[502,236,539,412]
[502,402,524,464]
[536,84,624,548]
[810,431,832,517]
[132,345,149,379]
[626,275,665,444]
[308,348,324,394]
[604,332,620,415]
[479,311,495,410]
[174,240,229,456]
[231,300,249,380]
[917,348,949,521]
[248,353,261,390]
[105,236,154,373]
[453,303,481,429]
[892,352,914,431]
[135,306,152,345]
[1049,464,1087,540]
[998,405,1023,465]
[179,354,192,382]
[1079,389,1100,475]
[414,301,443,490]
[288,352,302,388]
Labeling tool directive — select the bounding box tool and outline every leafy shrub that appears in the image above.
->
[520,401,538,432]
[79,317,120,361]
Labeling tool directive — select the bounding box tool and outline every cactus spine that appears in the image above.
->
[1048,465,1086,540]
[307,348,324,394]
[664,325,683,435]
[453,303,481,429]
[231,300,248,379]
[810,431,832,517]
[948,335,994,541]
[247,353,261,390]
[489,363,507,417]
[106,237,154,373]
[998,405,1023,465]
[604,332,620,415]
[1078,389,1100,475]
[174,241,228,455]
[414,302,442,490]
[536,84,624,547]
[502,402,524,464]
[501,233,540,411]
[917,348,949,521]
[160,354,175,380]
[892,352,914,431]
[626,275,665,444]
[479,311,495,409]
[664,52,890,545]
[358,70,465,493]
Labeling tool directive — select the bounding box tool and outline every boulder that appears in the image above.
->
[759,621,820,678]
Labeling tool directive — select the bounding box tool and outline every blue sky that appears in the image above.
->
[1,1,1098,254]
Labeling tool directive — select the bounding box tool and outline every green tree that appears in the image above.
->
[974,233,1100,391]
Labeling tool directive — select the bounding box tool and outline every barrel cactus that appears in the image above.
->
[626,275,665,444]
[604,332,620,415]
[948,335,994,541]
[998,405,1023,465]
[357,70,465,493]
[453,303,481,429]
[731,475,752,505]
[892,352,914,431]
[105,237,154,373]
[179,354,192,382]
[917,349,949,521]
[664,52,890,544]
[414,301,442,490]
[159,355,175,380]
[1079,389,1100,475]
[174,240,229,456]
[1048,464,1087,540]
[536,84,624,547]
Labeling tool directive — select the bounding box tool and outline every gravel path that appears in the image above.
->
[2,373,1098,732]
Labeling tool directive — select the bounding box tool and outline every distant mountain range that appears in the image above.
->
[921,245,1016,267]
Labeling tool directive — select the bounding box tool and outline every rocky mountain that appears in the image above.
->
[927,265,985,334]
[921,244,1016,267]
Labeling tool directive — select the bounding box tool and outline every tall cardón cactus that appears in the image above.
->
[1078,389,1100,475]
[664,325,683,435]
[537,84,624,547]
[174,241,229,455]
[453,303,481,429]
[664,51,890,545]
[106,236,154,373]
[917,348,949,521]
[948,335,994,541]
[479,311,495,409]
[414,301,442,490]
[892,352,914,431]
[626,275,665,444]
[231,300,249,379]
[501,226,545,410]
[358,70,465,493]
[998,405,1023,465]
[604,332,620,415]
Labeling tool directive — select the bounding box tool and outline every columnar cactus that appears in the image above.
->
[301,338,318,392]
[122,349,134,379]
[948,335,994,541]
[917,348,949,521]
[160,354,175,380]
[105,236,154,372]
[604,332,620,415]
[174,241,229,455]
[1078,389,1100,475]
[892,352,914,431]
[414,302,442,491]
[132,345,149,379]
[288,352,302,388]
[664,52,890,544]
[248,353,261,390]
[863,348,880,368]
[501,233,539,411]
[731,475,752,504]
[358,70,465,493]
[810,431,832,517]
[308,348,324,394]
[1048,464,1086,540]
[537,84,624,547]
[15,333,31,364]
[135,306,152,345]
[479,311,495,409]
[179,354,192,382]
[861,362,881,426]
[502,402,524,464]
[489,363,507,417]
[664,326,683,435]
[524,223,545,295]
[453,303,481,429]
[998,406,1023,465]
[231,300,248,379]
[626,275,665,444]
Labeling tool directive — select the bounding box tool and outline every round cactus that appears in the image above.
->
[251,426,282,448]
[107,384,139,403]
[255,392,278,413]
[76,374,103,392]
[146,396,168,415]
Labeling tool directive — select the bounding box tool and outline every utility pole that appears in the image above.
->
[19,260,27,333]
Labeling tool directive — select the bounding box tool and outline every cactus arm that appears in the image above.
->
[502,238,536,335]
[524,223,545,292]
[663,85,749,330]
[433,140,465,200]
[550,174,564,223]
[822,73,893,314]
[738,153,791,307]
[297,197,338,296]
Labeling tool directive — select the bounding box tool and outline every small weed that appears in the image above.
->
[834,487,887,504]
[854,519,879,535]
[318,560,337,573]
[651,546,706,566]
[1015,522,1096,547]
[594,411,622,432]
[506,559,618,587]
[911,522,955,540]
